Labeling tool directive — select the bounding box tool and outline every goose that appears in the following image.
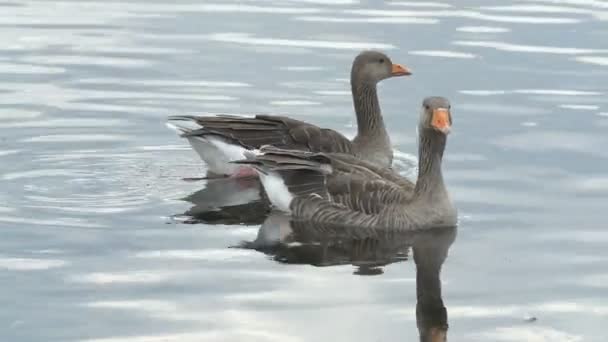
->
[167,50,411,178]
[234,96,457,230]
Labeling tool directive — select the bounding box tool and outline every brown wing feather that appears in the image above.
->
[234,147,412,217]
[173,114,354,153]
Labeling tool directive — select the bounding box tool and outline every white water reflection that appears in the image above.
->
[0,108,42,120]
[0,118,127,129]
[387,1,452,8]
[21,134,130,143]
[515,89,602,96]
[453,40,606,54]
[347,8,582,23]
[517,0,608,9]
[570,176,608,193]
[23,55,153,67]
[409,50,477,58]
[0,62,65,74]
[0,257,67,271]
[559,104,599,110]
[460,89,604,96]
[74,78,252,88]
[575,56,608,66]
[481,4,593,14]
[207,32,396,50]
[457,26,510,33]
[135,249,256,261]
[460,90,508,96]
[470,326,582,342]
[295,15,438,24]
[1,0,607,342]
[70,271,181,285]
[270,100,321,106]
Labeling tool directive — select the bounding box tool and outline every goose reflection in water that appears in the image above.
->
[242,212,455,341]
[175,177,270,225]
[178,183,455,341]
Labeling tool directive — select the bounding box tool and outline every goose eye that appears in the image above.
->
[424,105,430,110]
[379,58,385,64]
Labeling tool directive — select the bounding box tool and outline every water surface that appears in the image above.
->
[1,0,607,341]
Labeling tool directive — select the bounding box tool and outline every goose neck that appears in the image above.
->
[351,80,385,137]
[414,128,447,197]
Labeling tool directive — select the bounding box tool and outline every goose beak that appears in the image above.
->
[431,108,451,134]
[391,63,412,76]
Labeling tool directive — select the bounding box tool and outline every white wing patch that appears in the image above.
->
[207,137,249,162]
[258,171,293,213]
[167,118,254,175]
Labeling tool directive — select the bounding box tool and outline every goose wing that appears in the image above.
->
[234,147,411,221]
[168,114,355,154]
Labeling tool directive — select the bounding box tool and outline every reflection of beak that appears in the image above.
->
[428,326,448,342]
[391,63,412,76]
[431,108,451,134]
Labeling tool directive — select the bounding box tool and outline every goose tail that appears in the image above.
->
[167,115,253,177]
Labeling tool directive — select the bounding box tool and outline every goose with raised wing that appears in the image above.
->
[167,50,411,178]
[235,97,456,230]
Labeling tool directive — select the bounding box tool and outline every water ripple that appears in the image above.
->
[559,104,600,110]
[517,0,608,9]
[494,131,608,157]
[69,271,181,285]
[575,56,608,66]
[0,118,127,129]
[453,40,606,54]
[409,50,477,58]
[295,15,438,24]
[470,326,582,342]
[20,134,130,143]
[23,55,153,68]
[481,4,592,14]
[346,8,581,23]
[74,78,252,88]
[457,26,511,33]
[460,89,603,96]
[0,62,65,74]
[270,100,321,106]
[387,1,452,8]
[0,257,67,271]
[207,32,395,50]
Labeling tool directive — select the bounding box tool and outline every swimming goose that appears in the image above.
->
[235,97,456,230]
[167,50,411,178]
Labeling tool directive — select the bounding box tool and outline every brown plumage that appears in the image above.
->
[167,50,411,177]
[176,114,355,153]
[234,97,457,231]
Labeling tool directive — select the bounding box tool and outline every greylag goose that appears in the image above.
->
[234,97,456,230]
[167,50,411,178]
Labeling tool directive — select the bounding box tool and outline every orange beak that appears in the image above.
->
[391,63,412,76]
[431,108,451,134]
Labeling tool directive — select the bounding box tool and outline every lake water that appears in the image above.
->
[1,0,608,341]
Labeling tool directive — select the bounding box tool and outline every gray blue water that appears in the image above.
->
[1,0,608,341]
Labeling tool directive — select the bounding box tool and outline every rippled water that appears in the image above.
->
[1,0,607,341]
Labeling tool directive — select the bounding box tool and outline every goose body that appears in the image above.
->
[167,50,411,177]
[235,97,457,231]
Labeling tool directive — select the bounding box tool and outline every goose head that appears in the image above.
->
[351,50,412,84]
[420,97,452,135]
